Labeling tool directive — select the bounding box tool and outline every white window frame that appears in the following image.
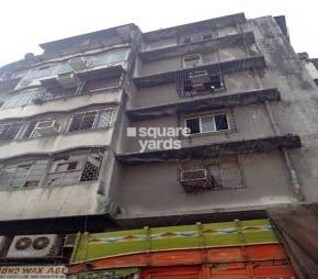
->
[185,113,230,135]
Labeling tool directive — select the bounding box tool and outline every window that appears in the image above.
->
[92,49,129,67]
[182,34,203,44]
[186,113,229,135]
[68,108,113,132]
[186,70,223,94]
[2,88,40,109]
[0,152,103,189]
[83,77,121,93]
[0,160,48,189]
[42,86,77,101]
[20,121,37,139]
[177,68,225,97]
[179,159,242,193]
[183,54,202,68]
[26,65,56,80]
[208,162,242,189]
[0,122,23,141]
[46,153,102,186]
[20,119,61,139]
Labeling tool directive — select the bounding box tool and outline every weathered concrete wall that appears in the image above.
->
[0,90,122,121]
[0,128,114,160]
[135,44,258,77]
[114,152,297,219]
[248,16,318,202]
[113,15,318,222]
[304,60,318,80]
[129,70,264,109]
[122,104,275,153]
[0,182,102,221]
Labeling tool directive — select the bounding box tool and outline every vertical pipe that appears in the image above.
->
[264,101,304,201]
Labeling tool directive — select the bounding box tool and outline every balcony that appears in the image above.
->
[134,55,266,88]
[116,134,301,165]
[127,88,280,121]
[140,31,256,62]
[141,13,247,58]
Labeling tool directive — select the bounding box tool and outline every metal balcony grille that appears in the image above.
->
[82,77,120,93]
[175,65,225,98]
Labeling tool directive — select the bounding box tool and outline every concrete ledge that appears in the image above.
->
[140,31,255,62]
[114,202,303,229]
[127,88,280,121]
[133,55,266,87]
[116,134,301,165]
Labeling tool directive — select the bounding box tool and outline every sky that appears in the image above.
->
[0,0,317,67]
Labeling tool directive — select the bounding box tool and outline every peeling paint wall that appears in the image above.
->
[114,152,297,219]
[129,70,265,110]
[122,104,275,154]
[113,15,318,221]
[249,16,318,201]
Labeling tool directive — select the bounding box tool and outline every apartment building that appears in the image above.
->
[0,12,317,277]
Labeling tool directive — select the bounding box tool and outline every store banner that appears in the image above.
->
[79,268,139,279]
[0,266,68,279]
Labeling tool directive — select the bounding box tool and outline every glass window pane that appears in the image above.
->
[215,114,229,130]
[186,118,200,134]
[201,116,215,133]
[97,110,113,128]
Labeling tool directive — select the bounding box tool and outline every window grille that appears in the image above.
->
[46,153,102,186]
[0,122,23,141]
[82,77,120,93]
[0,160,48,189]
[186,113,229,135]
[68,108,113,132]
[176,65,225,97]
[179,160,242,193]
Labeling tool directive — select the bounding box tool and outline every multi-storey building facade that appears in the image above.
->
[0,12,317,277]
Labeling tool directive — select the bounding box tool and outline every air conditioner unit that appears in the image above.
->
[183,34,203,44]
[57,73,78,88]
[183,55,202,69]
[35,120,60,136]
[6,234,59,258]
[63,234,77,248]
[181,169,207,181]
[189,70,211,84]
[69,57,90,71]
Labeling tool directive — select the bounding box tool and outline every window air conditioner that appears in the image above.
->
[183,34,203,44]
[69,57,90,71]
[183,55,202,69]
[6,234,59,258]
[189,70,211,84]
[35,120,59,136]
[57,73,78,88]
[181,169,207,181]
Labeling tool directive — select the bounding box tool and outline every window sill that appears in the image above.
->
[0,180,98,192]
[184,129,234,138]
